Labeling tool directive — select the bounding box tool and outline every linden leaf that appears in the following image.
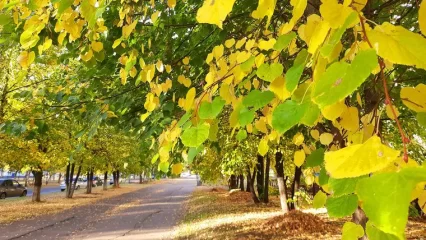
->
[225,38,235,48]
[313,191,327,208]
[342,222,365,240]
[285,49,309,92]
[252,0,277,27]
[17,51,35,69]
[272,100,309,134]
[256,63,283,82]
[182,57,190,65]
[122,20,138,38]
[181,123,210,147]
[258,38,276,50]
[91,41,103,52]
[196,0,237,29]
[417,112,426,127]
[420,0,426,36]
[320,0,354,29]
[326,194,358,218]
[321,101,346,120]
[292,132,304,146]
[242,90,275,110]
[167,0,176,8]
[367,22,426,70]
[294,149,305,167]
[199,97,226,119]
[171,163,183,175]
[184,87,196,111]
[320,133,333,145]
[312,49,377,108]
[258,138,269,156]
[400,84,426,112]
[305,148,325,167]
[385,105,400,120]
[340,107,359,132]
[273,31,297,51]
[236,129,248,141]
[325,136,400,179]
[310,129,320,140]
[158,161,169,173]
[269,76,291,101]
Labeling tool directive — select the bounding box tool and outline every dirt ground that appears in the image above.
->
[175,186,426,240]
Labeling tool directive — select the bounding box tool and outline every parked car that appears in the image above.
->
[60,178,87,192]
[0,179,27,199]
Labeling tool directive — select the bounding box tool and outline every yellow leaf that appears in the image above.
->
[356,92,363,107]
[213,44,224,60]
[17,51,35,69]
[43,38,52,50]
[258,138,269,156]
[368,23,426,70]
[171,163,184,175]
[417,187,426,213]
[252,0,277,27]
[81,49,93,61]
[420,0,426,36]
[246,124,253,133]
[320,0,354,29]
[321,101,346,120]
[310,129,320,140]
[112,39,122,49]
[151,11,161,24]
[255,54,265,68]
[225,38,235,48]
[325,136,400,178]
[258,38,276,50]
[220,83,233,104]
[385,105,400,120]
[269,75,291,101]
[400,84,426,112]
[340,107,359,132]
[294,149,306,167]
[235,38,246,49]
[255,118,268,133]
[58,32,67,46]
[320,133,333,145]
[236,51,251,63]
[165,64,172,73]
[120,68,127,85]
[144,93,157,112]
[182,57,190,65]
[307,20,331,54]
[91,41,103,52]
[122,20,137,38]
[293,132,304,146]
[140,112,150,122]
[184,87,196,111]
[196,0,236,29]
[278,0,307,35]
[167,0,176,8]
[156,60,164,72]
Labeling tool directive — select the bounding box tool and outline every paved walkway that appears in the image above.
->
[0,177,196,240]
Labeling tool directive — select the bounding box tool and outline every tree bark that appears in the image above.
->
[116,170,120,187]
[239,174,244,191]
[31,170,43,202]
[66,163,75,198]
[263,155,270,203]
[112,171,117,188]
[290,166,302,210]
[229,175,238,190]
[247,167,260,203]
[352,207,368,240]
[24,171,30,187]
[256,154,264,201]
[275,152,289,213]
[70,164,82,198]
[246,175,250,192]
[57,173,62,184]
[86,169,93,194]
[103,171,108,190]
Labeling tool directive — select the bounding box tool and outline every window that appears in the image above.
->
[13,181,20,187]
[5,180,13,187]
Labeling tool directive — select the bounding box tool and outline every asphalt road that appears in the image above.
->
[26,186,62,196]
[0,177,196,240]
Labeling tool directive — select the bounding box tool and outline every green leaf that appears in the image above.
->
[300,101,320,126]
[312,49,377,108]
[328,177,363,197]
[0,14,12,26]
[199,97,226,119]
[342,222,365,240]
[285,49,309,92]
[319,166,329,186]
[366,222,399,240]
[242,90,275,110]
[80,0,97,28]
[238,108,255,126]
[313,191,327,208]
[187,146,203,163]
[417,112,426,128]
[325,194,358,218]
[241,56,255,72]
[178,112,191,127]
[151,153,159,164]
[236,129,247,141]
[320,12,357,57]
[158,161,169,173]
[305,148,325,167]
[256,63,283,82]
[180,124,210,147]
[356,167,426,238]
[273,32,297,51]
[272,100,309,134]
[57,0,73,14]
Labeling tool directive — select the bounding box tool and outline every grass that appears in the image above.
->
[0,183,151,224]
[174,186,426,240]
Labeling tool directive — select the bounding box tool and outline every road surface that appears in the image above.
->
[26,186,61,197]
[0,177,196,240]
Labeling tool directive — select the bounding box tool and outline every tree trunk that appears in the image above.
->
[24,171,30,187]
[112,171,117,188]
[58,173,62,184]
[65,163,70,196]
[275,152,289,213]
[103,171,108,191]
[116,170,120,187]
[31,170,43,202]
[229,175,238,190]
[66,162,75,198]
[239,174,244,191]
[139,173,143,184]
[247,167,260,203]
[86,169,92,194]
[256,154,264,201]
[263,155,270,203]
[70,164,82,198]
[290,166,302,210]
[246,175,250,192]
[352,207,368,240]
